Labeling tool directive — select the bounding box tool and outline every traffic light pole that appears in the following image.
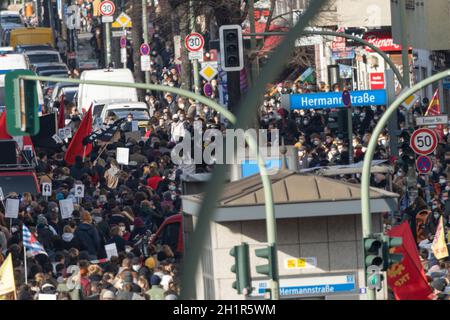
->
[361,70,450,300]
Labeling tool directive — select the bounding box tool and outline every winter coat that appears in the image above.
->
[74,223,101,257]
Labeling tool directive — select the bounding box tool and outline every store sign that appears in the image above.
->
[370,72,385,89]
[332,48,355,60]
[344,27,365,46]
[363,31,402,52]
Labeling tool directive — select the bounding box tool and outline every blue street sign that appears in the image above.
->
[416,155,433,174]
[287,89,387,110]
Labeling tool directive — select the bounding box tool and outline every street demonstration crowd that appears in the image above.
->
[1,14,450,300]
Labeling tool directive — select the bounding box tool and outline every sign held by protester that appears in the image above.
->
[116,147,129,165]
[431,216,449,260]
[105,243,119,260]
[74,184,85,198]
[42,183,52,196]
[59,199,74,219]
[5,199,19,219]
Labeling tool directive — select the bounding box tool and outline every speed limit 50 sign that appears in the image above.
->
[410,128,438,155]
[185,33,204,52]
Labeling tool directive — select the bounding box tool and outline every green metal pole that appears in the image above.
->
[361,70,450,300]
[142,0,150,89]
[189,0,200,96]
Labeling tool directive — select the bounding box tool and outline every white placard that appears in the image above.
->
[59,199,74,219]
[52,134,63,144]
[0,187,4,201]
[74,184,85,198]
[140,55,151,71]
[58,128,66,139]
[5,199,19,219]
[116,147,129,165]
[42,183,52,196]
[38,293,57,300]
[105,243,119,260]
[64,127,72,139]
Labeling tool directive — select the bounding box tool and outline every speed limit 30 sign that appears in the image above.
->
[410,128,438,155]
[100,0,115,16]
[185,33,204,52]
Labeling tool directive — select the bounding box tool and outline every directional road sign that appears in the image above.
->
[416,155,433,174]
[410,128,438,156]
[185,32,204,52]
[115,12,131,28]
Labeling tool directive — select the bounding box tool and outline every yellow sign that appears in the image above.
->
[199,64,218,82]
[0,254,16,299]
[285,257,316,269]
[112,12,132,28]
[402,93,419,110]
[432,216,449,260]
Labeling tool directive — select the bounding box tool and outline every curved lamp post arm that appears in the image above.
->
[361,69,450,300]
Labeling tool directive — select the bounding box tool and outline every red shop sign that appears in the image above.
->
[363,31,402,52]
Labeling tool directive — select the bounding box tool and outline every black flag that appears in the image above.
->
[84,118,126,144]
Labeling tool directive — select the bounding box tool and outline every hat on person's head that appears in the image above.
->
[432,278,447,292]
[134,217,144,228]
[150,274,161,286]
[145,257,156,269]
[37,214,48,226]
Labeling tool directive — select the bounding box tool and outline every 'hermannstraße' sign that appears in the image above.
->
[282,89,387,110]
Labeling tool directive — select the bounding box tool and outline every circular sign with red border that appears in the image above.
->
[416,155,433,174]
[185,33,204,52]
[140,43,150,56]
[100,0,115,16]
[410,128,438,156]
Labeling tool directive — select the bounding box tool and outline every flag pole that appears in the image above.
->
[23,245,27,285]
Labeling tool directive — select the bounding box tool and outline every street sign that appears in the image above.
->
[99,0,115,16]
[102,15,113,23]
[401,92,419,110]
[199,63,218,81]
[188,50,204,61]
[416,155,433,174]
[415,115,448,126]
[140,43,150,56]
[410,128,438,156]
[342,90,351,106]
[203,83,213,97]
[140,55,151,71]
[120,36,127,48]
[114,12,131,28]
[285,90,387,110]
[185,32,205,52]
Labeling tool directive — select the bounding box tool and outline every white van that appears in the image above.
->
[77,68,138,113]
[0,53,44,114]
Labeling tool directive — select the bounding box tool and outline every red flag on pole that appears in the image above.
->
[425,89,444,142]
[386,221,434,300]
[0,112,12,139]
[64,105,93,166]
[58,94,65,129]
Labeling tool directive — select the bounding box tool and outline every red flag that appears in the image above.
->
[0,112,12,139]
[425,89,444,142]
[58,94,65,129]
[64,105,93,166]
[386,221,434,300]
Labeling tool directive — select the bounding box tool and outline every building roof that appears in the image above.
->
[182,170,399,222]
[185,170,398,207]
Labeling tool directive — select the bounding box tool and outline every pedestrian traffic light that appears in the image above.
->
[381,235,403,271]
[230,243,252,295]
[255,244,277,280]
[366,265,382,291]
[4,70,40,136]
[219,25,244,72]
[364,235,384,268]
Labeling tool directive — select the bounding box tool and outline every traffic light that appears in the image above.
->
[255,244,277,280]
[337,108,349,138]
[219,25,244,72]
[4,70,40,136]
[364,235,384,268]
[230,243,252,294]
[381,235,403,271]
[367,265,382,291]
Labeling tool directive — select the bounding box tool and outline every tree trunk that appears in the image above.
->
[130,0,144,98]
[177,2,191,91]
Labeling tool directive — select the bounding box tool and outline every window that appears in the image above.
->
[405,0,415,9]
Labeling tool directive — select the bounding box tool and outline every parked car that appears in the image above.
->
[98,101,150,128]
[25,49,62,67]
[47,82,78,110]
